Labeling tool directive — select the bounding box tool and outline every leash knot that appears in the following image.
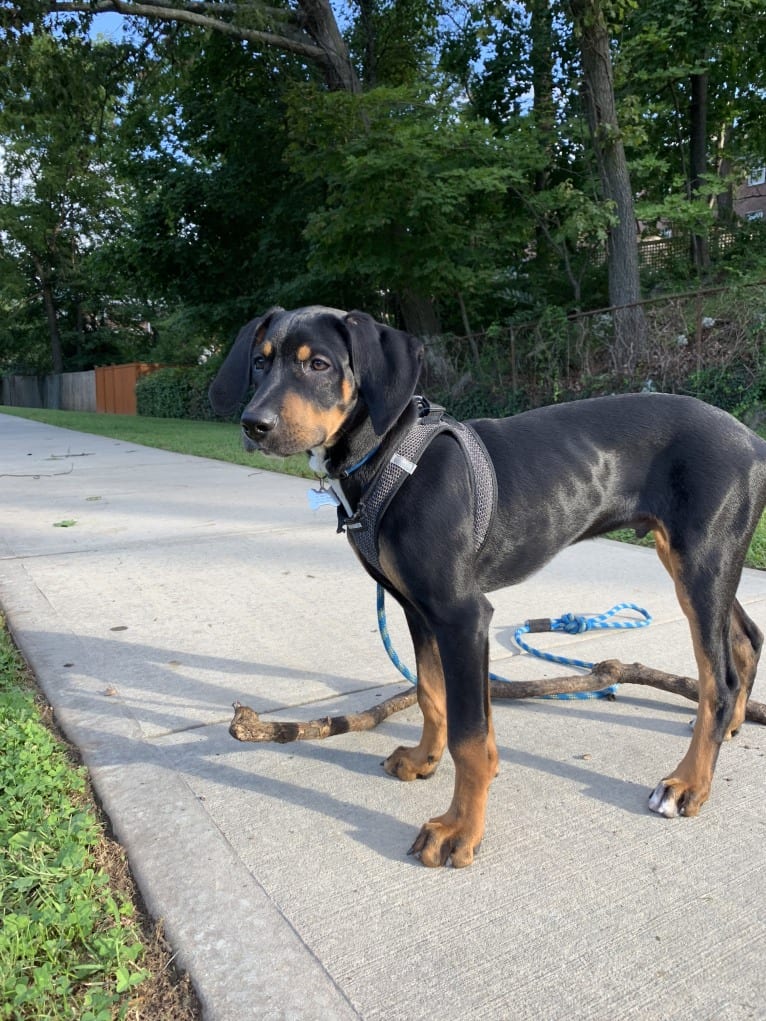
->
[556,613,589,635]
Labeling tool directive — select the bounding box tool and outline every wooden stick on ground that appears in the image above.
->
[229,658,766,743]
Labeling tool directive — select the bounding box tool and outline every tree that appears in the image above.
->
[286,85,529,335]
[348,0,439,87]
[0,31,136,378]
[4,0,362,91]
[9,0,761,389]
[617,0,766,260]
[528,0,555,197]
[111,23,323,338]
[569,0,646,371]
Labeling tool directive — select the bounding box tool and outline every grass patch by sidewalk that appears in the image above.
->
[0,618,200,1020]
[0,406,311,478]
[608,519,766,571]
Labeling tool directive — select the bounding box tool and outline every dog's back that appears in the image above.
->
[471,393,766,585]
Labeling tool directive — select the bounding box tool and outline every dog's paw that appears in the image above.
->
[648,778,707,818]
[408,819,480,868]
[383,745,440,782]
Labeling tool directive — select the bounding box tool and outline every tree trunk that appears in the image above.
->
[299,0,362,92]
[689,69,710,271]
[399,291,441,337]
[354,0,378,87]
[715,121,734,224]
[570,0,647,374]
[529,0,561,290]
[36,259,64,378]
[530,0,554,196]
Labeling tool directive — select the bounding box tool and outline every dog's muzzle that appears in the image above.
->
[241,406,277,439]
[241,410,278,446]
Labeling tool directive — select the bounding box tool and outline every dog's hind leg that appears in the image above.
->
[726,598,762,739]
[649,526,745,817]
[408,594,499,868]
[383,609,447,781]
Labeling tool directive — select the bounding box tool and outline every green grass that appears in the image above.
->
[3,404,765,569]
[0,406,312,478]
[0,622,149,1020]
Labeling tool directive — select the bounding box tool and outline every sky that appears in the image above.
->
[89,11,131,41]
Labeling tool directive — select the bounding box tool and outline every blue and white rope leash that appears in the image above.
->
[376,586,652,701]
[512,602,652,699]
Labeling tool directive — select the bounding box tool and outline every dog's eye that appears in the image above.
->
[253,355,266,372]
[309,357,330,372]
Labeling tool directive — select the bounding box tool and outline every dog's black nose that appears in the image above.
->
[241,411,278,439]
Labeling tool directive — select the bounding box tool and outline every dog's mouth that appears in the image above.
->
[241,429,262,454]
[241,421,322,459]
[241,426,289,456]
[241,399,349,457]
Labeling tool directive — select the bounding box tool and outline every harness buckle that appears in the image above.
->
[337,504,365,534]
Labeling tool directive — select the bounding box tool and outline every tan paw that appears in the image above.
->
[648,776,709,818]
[408,818,482,868]
[383,745,441,781]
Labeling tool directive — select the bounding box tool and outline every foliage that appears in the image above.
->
[135,365,219,420]
[683,364,757,413]
[346,0,440,86]
[617,0,766,230]
[428,278,766,416]
[286,83,537,330]
[0,30,145,373]
[0,624,149,1018]
[1,1,766,375]
[111,25,324,343]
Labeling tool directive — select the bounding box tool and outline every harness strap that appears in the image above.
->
[342,400,497,574]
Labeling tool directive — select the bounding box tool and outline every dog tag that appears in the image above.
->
[308,486,340,511]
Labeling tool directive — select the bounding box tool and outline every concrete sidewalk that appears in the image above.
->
[1,411,765,1021]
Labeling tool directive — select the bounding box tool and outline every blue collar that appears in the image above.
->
[340,445,381,478]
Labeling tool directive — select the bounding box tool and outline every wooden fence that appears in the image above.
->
[94,363,160,415]
[1,363,161,414]
[1,370,96,411]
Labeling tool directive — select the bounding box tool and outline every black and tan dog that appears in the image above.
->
[209,305,766,868]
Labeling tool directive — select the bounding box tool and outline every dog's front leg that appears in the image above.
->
[409,594,499,868]
[384,608,447,781]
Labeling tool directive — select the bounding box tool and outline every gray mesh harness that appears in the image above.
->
[339,401,497,574]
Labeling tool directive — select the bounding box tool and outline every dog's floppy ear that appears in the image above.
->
[344,311,424,436]
[208,307,283,417]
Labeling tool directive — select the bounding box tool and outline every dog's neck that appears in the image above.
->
[310,400,418,492]
[312,413,381,481]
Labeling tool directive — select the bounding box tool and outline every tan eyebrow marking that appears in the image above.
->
[261,341,273,358]
[296,344,312,362]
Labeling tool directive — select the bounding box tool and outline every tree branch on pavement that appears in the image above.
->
[228,658,766,743]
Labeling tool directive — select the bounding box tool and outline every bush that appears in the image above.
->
[681,364,758,414]
[136,365,222,420]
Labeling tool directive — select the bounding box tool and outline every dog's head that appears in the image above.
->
[208,306,423,457]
